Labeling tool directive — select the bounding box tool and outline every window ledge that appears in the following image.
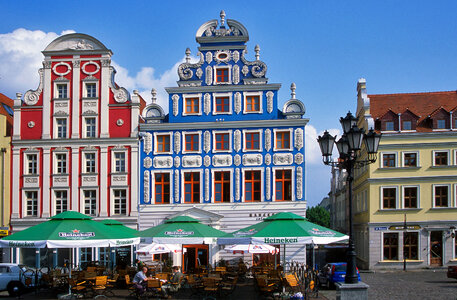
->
[378,260,424,263]
[430,207,457,210]
[430,165,457,169]
[378,167,421,170]
[378,208,422,212]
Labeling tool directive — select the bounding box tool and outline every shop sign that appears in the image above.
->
[388,225,421,230]
[374,227,388,231]
[0,229,9,236]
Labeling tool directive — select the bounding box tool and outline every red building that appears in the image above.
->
[11,33,145,243]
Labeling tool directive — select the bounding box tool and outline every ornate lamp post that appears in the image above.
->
[317,111,381,284]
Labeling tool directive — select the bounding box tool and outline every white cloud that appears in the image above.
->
[305,125,340,165]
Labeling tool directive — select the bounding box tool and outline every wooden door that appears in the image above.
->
[430,231,443,266]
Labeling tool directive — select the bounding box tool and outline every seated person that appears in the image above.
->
[161,266,184,298]
[132,266,150,294]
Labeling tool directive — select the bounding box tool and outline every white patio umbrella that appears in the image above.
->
[224,243,278,254]
[135,243,182,255]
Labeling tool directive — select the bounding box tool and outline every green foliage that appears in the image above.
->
[306,206,330,228]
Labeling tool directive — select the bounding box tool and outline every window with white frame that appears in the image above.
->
[433,150,449,166]
[433,185,449,207]
[113,189,127,215]
[114,152,126,173]
[243,92,262,114]
[153,132,173,155]
[183,172,201,203]
[403,232,419,260]
[183,94,202,116]
[212,130,232,153]
[84,190,97,216]
[55,190,68,214]
[56,118,67,139]
[25,191,38,217]
[56,84,68,99]
[84,153,96,173]
[383,232,398,260]
[274,168,293,201]
[381,153,396,168]
[84,117,96,138]
[273,129,292,151]
[213,170,231,203]
[242,168,263,202]
[55,153,67,174]
[26,153,38,175]
[154,172,171,204]
[213,93,232,114]
[85,82,97,98]
[381,187,397,209]
[243,130,262,152]
[183,132,200,153]
[213,66,231,84]
[402,152,418,167]
[403,186,419,209]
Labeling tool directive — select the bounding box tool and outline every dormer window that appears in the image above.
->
[402,121,411,130]
[437,119,446,129]
[216,68,229,83]
[385,121,394,131]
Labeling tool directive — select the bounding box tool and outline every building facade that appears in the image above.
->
[138,12,308,270]
[11,33,144,266]
[352,78,457,269]
[0,93,13,262]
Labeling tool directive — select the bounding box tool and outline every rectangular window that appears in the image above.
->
[185,97,199,114]
[85,153,96,173]
[113,190,127,215]
[382,153,396,167]
[85,83,97,98]
[403,232,418,260]
[437,119,446,129]
[403,153,417,167]
[55,190,68,214]
[155,173,170,204]
[156,135,171,153]
[85,118,96,138]
[245,95,260,112]
[25,191,38,217]
[215,133,229,151]
[56,118,67,138]
[216,68,229,83]
[402,121,412,130]
[26,154,38,175]
[385,121,394,131]
[383,233,398,260]
[184,134,199,152]
[80,248,93,265]
[84,190,97,216]
[404,187,418,208]
[184,172,200,203]
[245,171,261,202]
[57,84,67,98]
[245,132,260,150]
[56,153,67,174]
[382,187,396,209]
[434,186,448,207]
[434,151,448,166]
[276,131,290,150]
[214,171,230,203]
[275,169,292,201]
[215,96,229,113]
[114,152,126,173]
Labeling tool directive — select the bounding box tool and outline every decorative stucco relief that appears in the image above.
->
[144,171,150,203]
[205,52,213,64]
[205,66,212,85]
[234,130,241,152]
[232,50,240,63]
[204,93,211,115]
[153,156,173,168]
[196,68,203,79]
[243,154,263,166]
[273,153,293,165]
[204,131,211,153]
[204,155,211,167]
[233,65,240,84]
[174,156,181,168]
[294,128,304,151]
[235,169,240,200]
[172,94,179,116]
[143,157,152,169]
[266,91,274,113]
[174,170,179,202]
[241,50,267,78]
[265,129,271,151]
[266,167,271,200]
[144,133,152,155]
[24,68,44,105]
[234,155,241,166]
[182,156,202,167]
[294,153,304,165]
[212,155,232,167]
[297,166,303,199]
[234,92,241,114]
[265,153,271,165]
[241,65,249,76]
[174,132,180,154]
[205,169,209,202]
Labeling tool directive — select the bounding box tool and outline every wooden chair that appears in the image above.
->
[155,272,169,281]
[87,266,97,273]
[220,275,238,297]
[202,277,219,298]
[90,276,109,297]
[146,278,162,298]
[67,277,88,298]
[125,275,139,298]
[283,273,303,294]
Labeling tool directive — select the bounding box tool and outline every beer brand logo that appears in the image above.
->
[59,229,95,239]
[234,228,257,236]
[164,229,194,236]
[308,228,335,236]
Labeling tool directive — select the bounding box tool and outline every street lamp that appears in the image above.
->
[317,111,381,284]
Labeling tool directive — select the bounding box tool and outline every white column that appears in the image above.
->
[42,147,51,217]
[42,61,52,139]
[71,146,79,212]
[11,148,20,219]
[12,94,22,140]
[100,59,110,138]
[130,145,138,217]
[130,92,140,138]
[71,59,80,138]
[100,146,108,216]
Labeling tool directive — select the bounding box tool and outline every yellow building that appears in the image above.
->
[0,93,13,262]
[353,79,457,269]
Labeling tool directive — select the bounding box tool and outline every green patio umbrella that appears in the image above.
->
[0,211,140,248]
[218,212,348,245]
[100,219,139,236]
[139,216,226,244]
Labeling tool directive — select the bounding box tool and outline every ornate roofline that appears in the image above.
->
[43,33,112,55]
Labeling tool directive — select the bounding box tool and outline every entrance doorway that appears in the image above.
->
[430,231,443,266]
[183,244,208,273]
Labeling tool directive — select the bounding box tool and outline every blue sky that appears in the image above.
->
[1,0,457,207]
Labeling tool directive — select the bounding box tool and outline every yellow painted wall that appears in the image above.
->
[0,113,11,230]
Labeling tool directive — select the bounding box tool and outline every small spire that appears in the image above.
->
[220,10,226,27]
[16,92,22,100]
[290,83,296,99]
[254,44,260,60]
[185,48,191,63]
[151,88,157,103]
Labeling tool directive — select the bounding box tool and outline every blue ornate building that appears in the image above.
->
[139,12,308,268]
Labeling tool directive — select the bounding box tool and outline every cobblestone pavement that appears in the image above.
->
[319,268,457,300]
